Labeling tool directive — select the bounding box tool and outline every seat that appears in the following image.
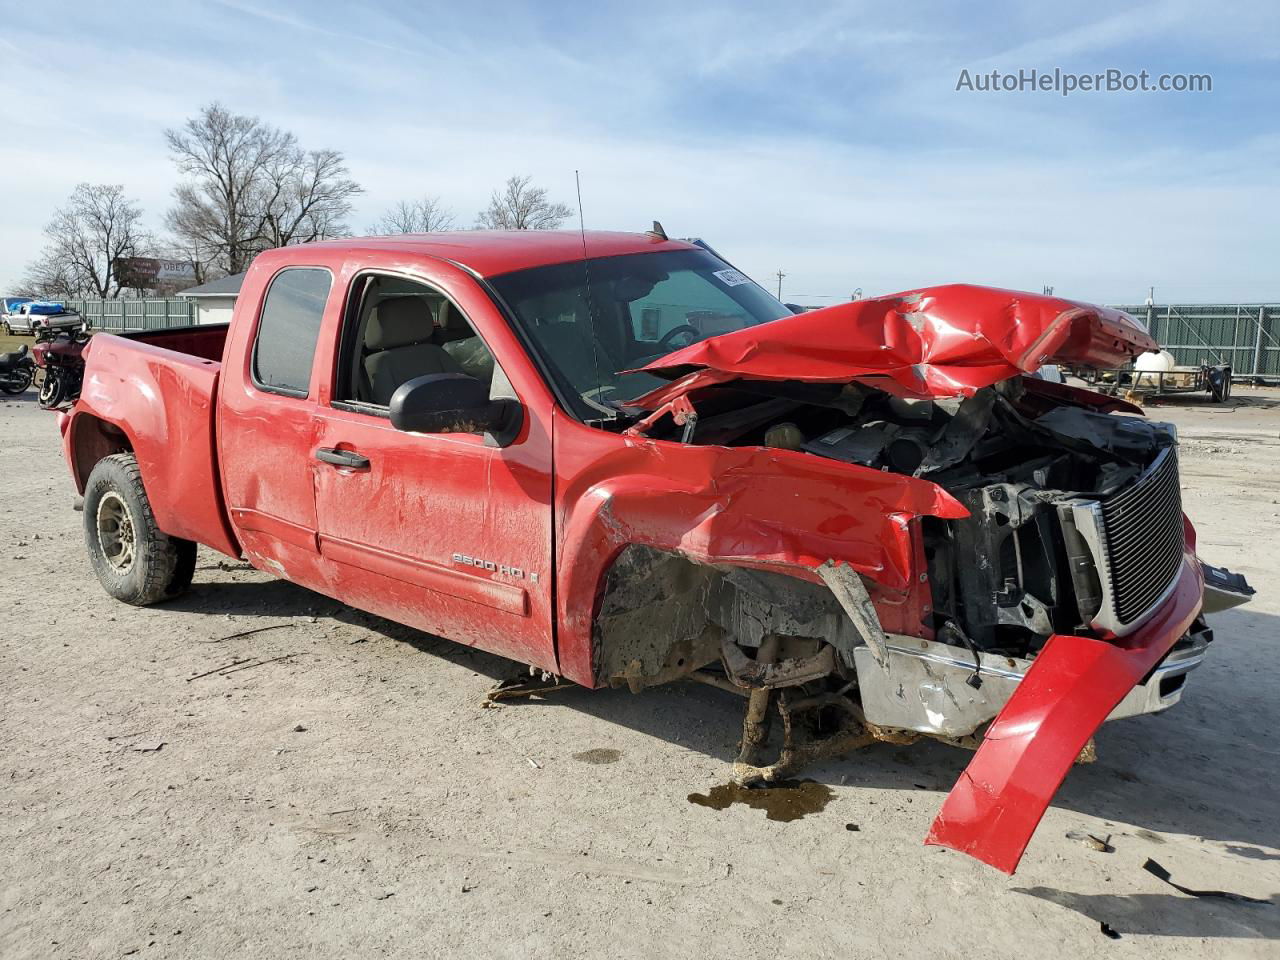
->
[363,297,463,405]
[437,300,495,384]
[0,344,28,371]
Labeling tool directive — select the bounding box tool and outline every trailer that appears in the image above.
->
[1081,362,1232,404]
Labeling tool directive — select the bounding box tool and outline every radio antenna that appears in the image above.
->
[575,170,608,417]
[575,169,588,252]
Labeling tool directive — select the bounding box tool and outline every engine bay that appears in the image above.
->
[628,375,1177,659]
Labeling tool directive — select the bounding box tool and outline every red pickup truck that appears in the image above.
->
[58,229,1250,874]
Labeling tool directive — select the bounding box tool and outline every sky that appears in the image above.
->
[0,0,1276,304]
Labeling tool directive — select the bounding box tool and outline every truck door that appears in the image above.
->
[309,264,557,673]
[217,262,338,592]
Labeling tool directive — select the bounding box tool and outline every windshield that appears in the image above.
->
[489,249,791,418]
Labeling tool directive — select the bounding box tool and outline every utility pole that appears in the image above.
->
[774,269,786,299]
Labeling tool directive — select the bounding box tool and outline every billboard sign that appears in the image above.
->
[114,257,197,288]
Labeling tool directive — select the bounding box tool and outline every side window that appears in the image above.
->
[252,268,332,397]
[334,274,507,414]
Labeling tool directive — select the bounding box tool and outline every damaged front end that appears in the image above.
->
[586,285,1252,874]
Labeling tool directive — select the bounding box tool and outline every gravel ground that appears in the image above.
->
[2,377,1279,959]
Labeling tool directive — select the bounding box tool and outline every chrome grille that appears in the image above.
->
[1099,447,1183,626]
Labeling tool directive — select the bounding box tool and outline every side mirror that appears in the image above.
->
[388,373,522,446]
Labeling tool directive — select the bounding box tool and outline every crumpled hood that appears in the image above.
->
[632,284,1156,408]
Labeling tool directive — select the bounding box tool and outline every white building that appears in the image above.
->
[177,272,245,325]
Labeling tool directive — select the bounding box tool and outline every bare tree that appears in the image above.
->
[18,183,151,298]
[476,175,573,230]
[369,196,457,234]
[13,256,78,299]
[164,103,363,276]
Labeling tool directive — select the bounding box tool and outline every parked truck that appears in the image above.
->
[57,229,1252,874]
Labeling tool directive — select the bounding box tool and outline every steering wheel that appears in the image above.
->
[658,324,700,349]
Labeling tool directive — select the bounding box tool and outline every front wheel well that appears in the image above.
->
[591,545,858,690]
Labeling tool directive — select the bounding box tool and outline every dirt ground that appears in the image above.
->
[2,372,1279,959]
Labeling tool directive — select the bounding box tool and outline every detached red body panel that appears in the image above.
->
[926,548,1203,873]
[633,284,1156,407]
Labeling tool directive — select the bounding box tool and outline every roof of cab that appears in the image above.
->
[301,230,697,278]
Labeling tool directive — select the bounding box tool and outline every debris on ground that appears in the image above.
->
[1066,830,1114,853]
[484,675,576,705]
[187,654,299,681]
[211,624,296,643]
[572,748,622,765]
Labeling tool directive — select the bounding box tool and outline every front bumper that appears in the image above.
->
[855,618,1209,736]
[924,548,1204,874]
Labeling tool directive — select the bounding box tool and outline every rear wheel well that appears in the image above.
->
[70,414,134,492]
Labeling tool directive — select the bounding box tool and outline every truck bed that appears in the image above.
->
[121,323,229,363]
[67,324,239,557]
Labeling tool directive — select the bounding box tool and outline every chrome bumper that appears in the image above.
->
[854,631,1209,737]
[1106,637,1207,720]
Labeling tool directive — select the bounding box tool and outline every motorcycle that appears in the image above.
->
[0,343,37,395]
[32,323,89,410]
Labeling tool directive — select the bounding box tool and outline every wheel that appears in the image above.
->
[38,370,65,409]
[1,320,10,335]
[0,368,32,394]
[83,453,196,605]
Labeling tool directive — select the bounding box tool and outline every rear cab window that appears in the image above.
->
[251,267,333,397]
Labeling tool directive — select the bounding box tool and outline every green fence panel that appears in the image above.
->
[63,298,196,333]
[1110,303,1278,378]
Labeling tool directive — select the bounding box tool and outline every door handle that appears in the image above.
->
[315,447,370,470]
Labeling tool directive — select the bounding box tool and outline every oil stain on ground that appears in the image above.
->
[687,780,833,822]
[572,748,622,765]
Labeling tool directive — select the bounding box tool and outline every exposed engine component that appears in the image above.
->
[634,376,1179,662]
[763,421,805,450]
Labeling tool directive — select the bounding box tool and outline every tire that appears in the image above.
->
[0,368,31,394]
[38,370,65,409]
[84,453,195,605]
[1,320,10,335]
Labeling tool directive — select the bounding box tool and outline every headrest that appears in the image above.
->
[366,296,432,351]
[435,299,473,343]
